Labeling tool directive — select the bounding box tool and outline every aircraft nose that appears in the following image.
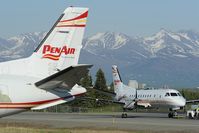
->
[180,97,186,107]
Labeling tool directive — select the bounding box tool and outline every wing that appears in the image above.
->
[81,97,124,105]
[35,64,93,90]
[186,99,199,103]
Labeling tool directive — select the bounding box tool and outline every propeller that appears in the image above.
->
[134,89,139,106]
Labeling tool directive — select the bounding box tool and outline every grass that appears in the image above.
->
[0,127,138,133]
[0,127,193,133]
[0,121,138,133]
[0,122,194,133]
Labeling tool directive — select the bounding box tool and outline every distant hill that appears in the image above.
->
[1,29,199,88]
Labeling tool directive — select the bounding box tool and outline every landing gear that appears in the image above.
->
[121,113,127,118]
[168,111,178,118]
[168,112,174,118]
[121,108,128,118]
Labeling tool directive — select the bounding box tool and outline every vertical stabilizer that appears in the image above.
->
[28,7,89,78]
[112,65,123,94]
[112,65,137,103]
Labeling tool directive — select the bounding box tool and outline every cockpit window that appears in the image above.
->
[170,93,178,96]
[165,93,170,97]
[177,93,181,96]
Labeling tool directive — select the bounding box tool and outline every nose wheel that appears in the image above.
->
[121,108,128,118]
[121,113,128,118]
[168,111,178,118]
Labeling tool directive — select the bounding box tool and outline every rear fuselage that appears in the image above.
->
[0,75,75,117]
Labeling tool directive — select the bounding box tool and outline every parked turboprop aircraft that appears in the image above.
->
[111,65,186,118]
[0,7,92,117]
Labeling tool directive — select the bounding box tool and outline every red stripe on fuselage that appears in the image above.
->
[0,93,85,109]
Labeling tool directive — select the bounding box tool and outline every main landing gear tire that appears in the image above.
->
[168,111,178,118]
[121,113,127,118]
[168,112,174,118]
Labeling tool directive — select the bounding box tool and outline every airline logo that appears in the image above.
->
[114,80,121,86]
[42,45,75,60]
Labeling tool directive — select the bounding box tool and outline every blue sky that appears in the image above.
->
[0,0,199,38]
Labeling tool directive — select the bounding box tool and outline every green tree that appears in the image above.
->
[69,73,93,108]
[94,68,107,91]
[109,82,114,93]
[180,89,199,100]
[80,74,93,88]
[93,69,112,107]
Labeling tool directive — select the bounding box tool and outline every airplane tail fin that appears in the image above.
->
[112,65,123,94]
[28,7,89,78]
[112,65,137,103]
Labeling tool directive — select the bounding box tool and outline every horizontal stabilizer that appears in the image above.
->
[35,64,93,90]
[92,87,116,98]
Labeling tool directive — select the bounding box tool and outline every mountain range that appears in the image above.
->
[1,29,199,88]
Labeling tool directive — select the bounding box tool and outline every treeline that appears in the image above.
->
[180,89,199,101]
[69,68,114,108]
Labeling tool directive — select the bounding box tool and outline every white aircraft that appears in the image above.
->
[112,65,186,118]
[0,7,92,117]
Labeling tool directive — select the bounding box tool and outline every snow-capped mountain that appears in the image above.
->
[0,32,46,60]
[82,32,150,60]
[1,30,199,87]
[83,29,199,59]
[83,32,130,51]
[8,32,46,58]
[142,29,199,57]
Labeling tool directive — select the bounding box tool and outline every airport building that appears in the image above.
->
[128,80,138,89]
[128,80,146,89]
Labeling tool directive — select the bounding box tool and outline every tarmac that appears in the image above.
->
[0,112,199,132]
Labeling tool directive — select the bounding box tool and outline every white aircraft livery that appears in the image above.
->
[0,7,92,117]
[112,65,186,118]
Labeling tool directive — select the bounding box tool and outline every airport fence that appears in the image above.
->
[32,104,186,113]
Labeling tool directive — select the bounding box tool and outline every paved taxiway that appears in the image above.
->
[0,112,199,132]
